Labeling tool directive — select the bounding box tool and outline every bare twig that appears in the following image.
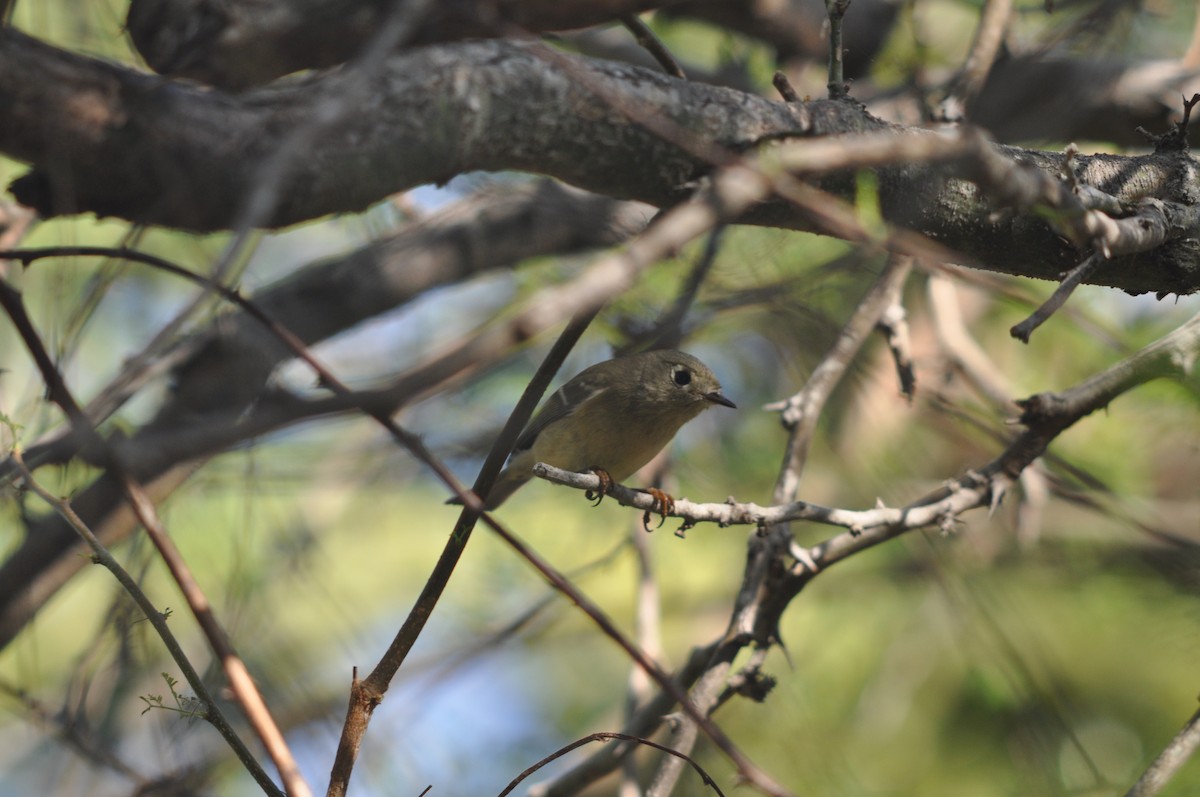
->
[875,257,916,399]
[501,733,725,797]
[534,311,1200,551]
[10,452,283,797]
[1010,251,1103,342]
[0,282,309,797]
[824,0,852,99]
[620,13,686,79]
[938,0,1015,120]
[1124,702,1200,796]
[766,254,914,501]
[542,306,1200,542]
[326,310,597,797]
[772,71,800,102]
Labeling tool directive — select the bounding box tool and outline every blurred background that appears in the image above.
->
[1,1,1199,796]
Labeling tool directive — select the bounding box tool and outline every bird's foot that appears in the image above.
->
[641,487,675,531]
[585,467,614,506]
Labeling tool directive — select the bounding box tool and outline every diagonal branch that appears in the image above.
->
[765,254,914,502]
[325,309,598,797]
[1126,703,1200,797]
[0,280,310,797]
[10,452,284,797]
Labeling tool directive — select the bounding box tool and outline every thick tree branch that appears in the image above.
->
[120,0,1200,148]
[3,31,1200,295]
[0,30,810,231]
[126,0,682,89]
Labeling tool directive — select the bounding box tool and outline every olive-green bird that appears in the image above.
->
[475,348,735,509]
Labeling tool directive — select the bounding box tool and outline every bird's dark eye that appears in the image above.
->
[673,367,692,386]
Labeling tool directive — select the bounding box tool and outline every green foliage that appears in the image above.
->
[140,672,206,720]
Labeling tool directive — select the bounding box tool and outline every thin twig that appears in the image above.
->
[619,13,686,79]
[937,0,1015,120]
[0,282,309,797]
[533,311,1200,551]
[501,733,725,797]
[10,451,283,797]
[766,254,914,502]
[824,0,851,99]
[1125,702,1200,796]
[326,310,598,797]
[772,71,800,102]
[1010,252,1102,343]
[875,256,916,399]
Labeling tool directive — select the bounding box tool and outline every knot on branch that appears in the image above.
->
[728,665,777,703]
[1015,391,1071,425]
[1137,93,1200,153]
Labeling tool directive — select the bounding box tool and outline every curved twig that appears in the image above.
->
[500,732,725,797]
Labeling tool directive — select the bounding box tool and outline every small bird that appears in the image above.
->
[472,349,735,510]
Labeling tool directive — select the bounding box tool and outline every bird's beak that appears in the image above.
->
[705,391,736,409]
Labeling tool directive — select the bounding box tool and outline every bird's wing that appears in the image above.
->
[513,370,611,452]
